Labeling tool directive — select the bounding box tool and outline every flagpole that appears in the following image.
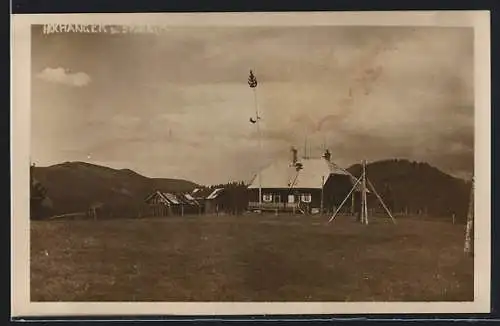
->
[248,70,262,211]
[254,87,262,210]
[320,175,325,215]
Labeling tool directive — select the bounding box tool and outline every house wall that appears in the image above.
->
[247,174,354,213]
[204,200,219,214]
[201,191,246,215]
[148,202,203,217]
[204,198,228,215]
[247,188,322,213]
[182,203,202,215]
[146,192,202,217]
[148,204,172,217]
[145,194,173,217]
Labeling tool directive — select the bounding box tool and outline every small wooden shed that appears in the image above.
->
[145,190,201,217]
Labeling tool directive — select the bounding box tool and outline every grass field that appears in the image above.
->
[30,214,473,302]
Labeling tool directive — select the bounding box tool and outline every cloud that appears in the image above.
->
[37,67,91,87]
[30,26,474,184]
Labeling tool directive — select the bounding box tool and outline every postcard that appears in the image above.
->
[11,10,491,317]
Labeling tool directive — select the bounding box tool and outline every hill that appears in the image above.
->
[32,161,198,218]
[347,159,472,222]
[31,159,472,222]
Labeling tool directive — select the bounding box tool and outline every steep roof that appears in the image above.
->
[179,193,199,205]
[163,192,181,204]
[190,187,214,199]
[145,190,200,206]
[206,188,224,200]
[144,191,171,205]
[248,158,350,189]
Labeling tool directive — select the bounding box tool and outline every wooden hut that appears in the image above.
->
[204,188,226,215]
[145,190,200,217]
[190,187,227,215]
[144,191,174,217]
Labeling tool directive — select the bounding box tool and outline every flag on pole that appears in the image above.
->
[248,69,261,123]
[248,70,258,88]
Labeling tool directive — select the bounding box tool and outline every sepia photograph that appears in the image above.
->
[11,11,490,316]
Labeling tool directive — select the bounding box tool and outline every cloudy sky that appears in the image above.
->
[31,25,474,185]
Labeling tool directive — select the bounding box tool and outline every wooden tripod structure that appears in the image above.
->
[327,160,396,225]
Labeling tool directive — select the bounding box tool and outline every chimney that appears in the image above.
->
[291,146,298,164]
[323,149,331,162]
[30,163,35,184]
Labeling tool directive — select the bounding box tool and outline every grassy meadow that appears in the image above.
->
[30,214,473,302]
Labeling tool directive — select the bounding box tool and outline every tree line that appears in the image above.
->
[30,164,52,219]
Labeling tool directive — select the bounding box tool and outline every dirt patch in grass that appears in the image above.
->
[30,214,473,301]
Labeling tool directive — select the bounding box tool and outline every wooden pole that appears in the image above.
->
[360,162,364,223]
[361,160,368,225]
[464,177,474,255]
[320,175,325,215]
[304,137,307,159]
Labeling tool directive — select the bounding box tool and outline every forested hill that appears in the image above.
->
[31,161,198,218]
[347,159,472,222]
[30,159,472,222]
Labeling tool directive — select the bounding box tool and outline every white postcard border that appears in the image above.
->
[11,10,491,317]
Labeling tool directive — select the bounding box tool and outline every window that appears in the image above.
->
[274,195,281,203]
[263,194,273,202]
[301,193,312,203]
[288,195,295,203]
